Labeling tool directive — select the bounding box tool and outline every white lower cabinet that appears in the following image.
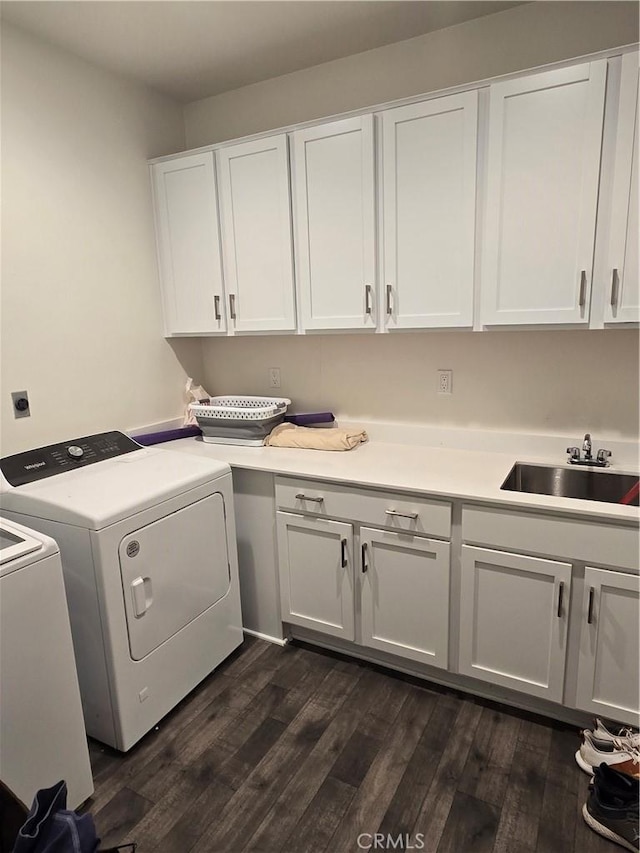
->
[277,512,355,640]
[275,478,452,661]
[275,480,637,724]
[360,527,449,669]
[459,545,572,703]
[575,567,640,720]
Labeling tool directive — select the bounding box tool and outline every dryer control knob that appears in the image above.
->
[67,445,84,459]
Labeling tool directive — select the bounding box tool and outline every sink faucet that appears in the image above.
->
[567,433,611,467]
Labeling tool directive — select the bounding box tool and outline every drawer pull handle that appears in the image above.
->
[557,581,564,618]
[361,542,368,573]
[579,270,588,308]
[295,493,324,504]
[341,538,347,568]
[385,509,418,521]
[611,268,620,307]
[587,587,595,624]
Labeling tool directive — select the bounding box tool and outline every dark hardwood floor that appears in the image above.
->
[85,637,618,853]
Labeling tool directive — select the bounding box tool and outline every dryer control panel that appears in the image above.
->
[0,431,141,487]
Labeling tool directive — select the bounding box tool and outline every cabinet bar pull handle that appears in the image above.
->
[295,493,324,504]
[214,295,221,320]
[365,284,372,316]
[579,270,587,308]
[361,542,368,573]
[385,508,418,520]
[341,538,347,568]
[610,269,620,307]
[557,581,564,618]
[386,284,393,316]
[229,293,237,320]
[587,587,595,624]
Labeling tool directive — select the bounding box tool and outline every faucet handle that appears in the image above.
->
[596,449,612,465]
[567,446,580,461]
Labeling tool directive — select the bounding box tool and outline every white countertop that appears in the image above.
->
[162,436,640,525]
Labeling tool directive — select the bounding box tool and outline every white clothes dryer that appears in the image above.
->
[0,431,243,751]
[0,517,94,808]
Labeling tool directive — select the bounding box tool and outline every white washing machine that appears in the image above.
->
[0,431,243,751]
[0,516,94,808]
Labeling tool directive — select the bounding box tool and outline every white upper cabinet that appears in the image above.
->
[381,91,478,329]
[292,116,376,331]
[151,153,226,336]
[481,61,607,326]
[217,135,296,333]
[605,52,639,324]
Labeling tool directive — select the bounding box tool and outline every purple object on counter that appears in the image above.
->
[133,425,202,446]
[284,412,335,426]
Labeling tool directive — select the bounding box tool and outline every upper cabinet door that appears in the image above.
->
[217,135,296,333]
[481,61,607,326]
[151,153,226,336]
[605,52,639,324]
[381,91,478,329]
[292,116,376,331]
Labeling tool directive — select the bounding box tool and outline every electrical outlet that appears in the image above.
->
[437,370,453,395]
[11,390,31,418]
[268,367,281,389]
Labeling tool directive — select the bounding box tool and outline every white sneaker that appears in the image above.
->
[576,730,640,778]
[592,718,640,750]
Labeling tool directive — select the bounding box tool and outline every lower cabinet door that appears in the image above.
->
[360,527,450,669]
[575,567,640,722]
[459,545,572,702]
[277,511,355,640]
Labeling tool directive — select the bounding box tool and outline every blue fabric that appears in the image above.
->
[13,781,99,853]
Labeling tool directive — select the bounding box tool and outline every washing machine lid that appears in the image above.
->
[0,433,230,530]
[0,517,58,576]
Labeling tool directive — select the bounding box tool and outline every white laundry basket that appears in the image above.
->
[189,396,291,446]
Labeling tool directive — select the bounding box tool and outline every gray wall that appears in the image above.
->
[185,2,639,441]
[185,2,639,146]
[1,24,202,455]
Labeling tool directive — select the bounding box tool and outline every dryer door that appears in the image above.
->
[119,492,230,661]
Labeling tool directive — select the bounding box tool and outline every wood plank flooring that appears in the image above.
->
[85,637,619,853]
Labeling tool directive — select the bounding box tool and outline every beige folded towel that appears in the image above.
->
[265,423,368,451]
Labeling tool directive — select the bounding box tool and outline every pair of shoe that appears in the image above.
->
[583,763,639,852]
[577,719,640,852]
[576,718,640,778]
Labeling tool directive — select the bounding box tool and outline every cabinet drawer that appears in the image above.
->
[462,505,639,571]
[275,476,451,539]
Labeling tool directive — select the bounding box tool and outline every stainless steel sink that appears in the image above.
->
[501,463,640,506]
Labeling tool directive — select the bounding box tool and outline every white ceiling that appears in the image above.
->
[0,1,525,103]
